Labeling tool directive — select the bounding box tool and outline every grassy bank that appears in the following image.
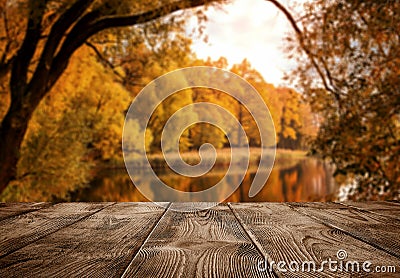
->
[101,148,308,169]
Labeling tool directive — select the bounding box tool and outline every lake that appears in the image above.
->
[72,155,338,202]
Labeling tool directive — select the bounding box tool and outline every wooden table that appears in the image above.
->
[0,202,399,277]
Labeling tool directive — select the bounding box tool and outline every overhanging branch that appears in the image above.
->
[10,0,47,98]
[28,0,96,97]
[265,0,341,105]
[48,0,218,89]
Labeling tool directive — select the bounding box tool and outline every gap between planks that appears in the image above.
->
[286,202,400,260]
[336,201,400,222]
[227,202,279,277]
[120,203,274,277]
[120,202,171,278]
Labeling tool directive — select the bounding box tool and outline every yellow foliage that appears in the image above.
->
[1,46,131,201]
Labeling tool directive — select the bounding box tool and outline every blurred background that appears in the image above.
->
[0,0,398,202]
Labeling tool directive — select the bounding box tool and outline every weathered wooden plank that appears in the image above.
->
[230,202,400,278]
[0,203,167,278]
[0,202,52,221]
[288,202,400,259]
[338,201,400,221]
[0,202,112,258]
[122,203,275,277]
[340,201,400,210]
[1,202,399,277]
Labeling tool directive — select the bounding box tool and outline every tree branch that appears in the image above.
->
[47,0,217,89]
[10,0,47,99]
[27,0,96,99]
[85,41,115,69]
[265,0,341,106]
[84,41,126,81]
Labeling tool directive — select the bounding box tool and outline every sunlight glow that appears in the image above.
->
[190,0,302,86]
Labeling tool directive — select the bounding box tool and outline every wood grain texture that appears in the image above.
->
[338,201,400,221]
[230,202,400,278]
[122,203,275,278]
[288,202,400,259]
[0,202,399,278]
[0,202,167,278]
[0,202,111,258]
[0,202,52,221]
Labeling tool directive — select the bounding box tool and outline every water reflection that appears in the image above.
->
[72,157,337,202]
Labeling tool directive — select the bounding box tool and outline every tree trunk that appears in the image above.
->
[0,99,34,193]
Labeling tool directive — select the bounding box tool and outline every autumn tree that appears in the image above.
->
[0,46,132,201]
[119,34,201,153]
[276,87,317,150]
[281,0,400,199]
[191,87,234,149]
[0,0,224,193]
[276,88,302,149]
[230,59,281,147]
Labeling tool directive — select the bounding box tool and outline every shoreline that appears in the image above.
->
[97,148,309,170]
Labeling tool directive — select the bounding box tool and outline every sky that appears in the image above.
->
[190,0,299,86]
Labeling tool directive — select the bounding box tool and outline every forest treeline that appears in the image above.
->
[123,55,318,155]
[0,37,317,200]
